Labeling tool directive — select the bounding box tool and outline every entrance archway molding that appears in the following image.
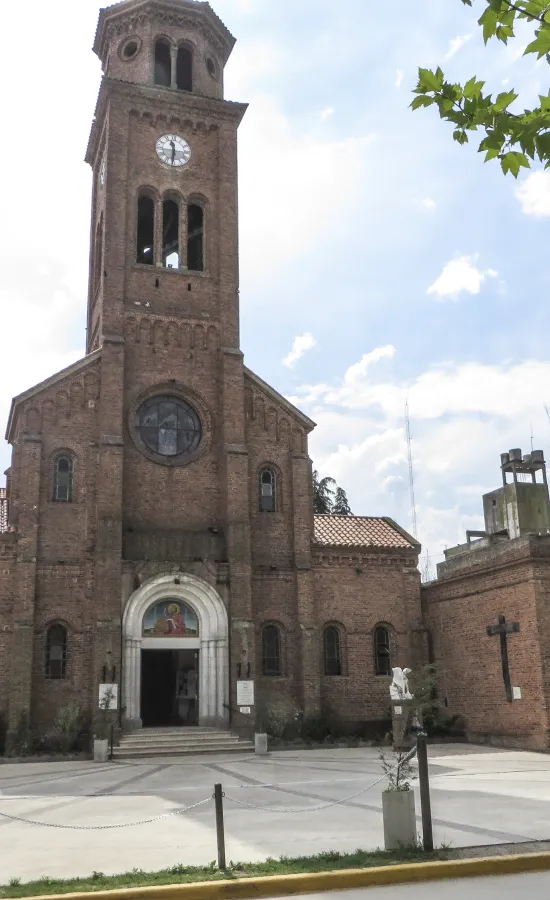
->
[122,572,229,729]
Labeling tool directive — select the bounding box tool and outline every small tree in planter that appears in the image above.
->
[380,746,418,850]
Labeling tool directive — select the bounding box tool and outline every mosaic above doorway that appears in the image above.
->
[142,600,199,637]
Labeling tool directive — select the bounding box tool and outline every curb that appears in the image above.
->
[22,851,550,900]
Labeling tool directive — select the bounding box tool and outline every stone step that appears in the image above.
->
[119,730,240,742]
[113,727,254,759]
[113,741,254,758]
[129,728,223,735]
[118,737,242,749]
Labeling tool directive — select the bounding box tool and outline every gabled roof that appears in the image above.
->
[93,0,236,65]
[313,515,419,551]
[244,368,316,432]
[5,350,101,443]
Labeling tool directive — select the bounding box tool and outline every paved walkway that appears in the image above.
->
[276,872,550,898]
[0,744,550,883]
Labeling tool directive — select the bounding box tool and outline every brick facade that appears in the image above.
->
[423,537,550,750]
[423,447,550,751]
[0,0,422,745]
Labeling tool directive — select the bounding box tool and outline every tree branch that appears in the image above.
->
[500,0,550,24]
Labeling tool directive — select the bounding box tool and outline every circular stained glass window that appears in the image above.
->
[136,396,202,459]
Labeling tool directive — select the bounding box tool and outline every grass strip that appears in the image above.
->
[1,848,445,898]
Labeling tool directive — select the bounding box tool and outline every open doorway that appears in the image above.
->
[141,649,199,727]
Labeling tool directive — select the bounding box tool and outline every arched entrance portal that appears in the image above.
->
[123,573,229,729]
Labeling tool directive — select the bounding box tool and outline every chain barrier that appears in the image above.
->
[0,796,212,830]
[0,746,417,827]
[223,746,417,814]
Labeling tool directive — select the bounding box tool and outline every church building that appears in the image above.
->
[0,0,424,753]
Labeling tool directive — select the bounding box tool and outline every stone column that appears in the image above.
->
[123,638,141,729]
[391,699,413,750]
[170,46,178,90]
[217,639,229,727]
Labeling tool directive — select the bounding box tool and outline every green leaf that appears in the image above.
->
[410,95,436,110]
[500,150,530,177]
[453,129,469,144]
[493,90,518,111]
[535,131,550,160]
[417,67,444,92]
[524,30,550,58]
[479,6,499,42]
[464,76,485,99]
[495,23,515,42]
[479,131,505,152]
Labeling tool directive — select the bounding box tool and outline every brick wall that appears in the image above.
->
[313,550,425,728]
[424,536,550,750]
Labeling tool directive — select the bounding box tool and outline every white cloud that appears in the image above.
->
[511,44,527,62]
[427,255,498,300]
[296,348,550,557]
[236,94,375,279]
[422,197,437,210]
[516,171,550,218]
[321,106,335,121]
[282,332,317,368]
[395,69,404,88]
[445,34,472,59]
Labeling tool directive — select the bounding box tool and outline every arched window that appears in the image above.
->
[137,195,155,265]
[323,625,342,676]
[176,45,193,91]
[162,198,180,268]
[374,626,392,676]
[259,468,276,512]
[53,455,74,503]
[45,624,68,679]
[262,624,281,676]
[154,39,171,87]
[94,214,103,289]
[187,204,204,271]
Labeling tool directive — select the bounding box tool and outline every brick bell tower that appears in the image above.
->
[86,0,258,730]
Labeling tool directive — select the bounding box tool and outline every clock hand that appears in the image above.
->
[170,140,176,164]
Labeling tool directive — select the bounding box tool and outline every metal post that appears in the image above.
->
[416,732,433,852]
[110,723,114,761]
[214,783,226,870]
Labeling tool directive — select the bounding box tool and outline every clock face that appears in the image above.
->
[156,134,191,168]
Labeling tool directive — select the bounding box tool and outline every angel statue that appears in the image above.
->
[389,666,413,701]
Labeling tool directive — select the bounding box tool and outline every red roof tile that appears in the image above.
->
[313,515,417,550]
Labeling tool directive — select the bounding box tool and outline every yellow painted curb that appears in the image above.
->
[19,852,550,900]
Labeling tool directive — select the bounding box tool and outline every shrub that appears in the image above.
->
[47,702,86,754]
[5,710,32,757]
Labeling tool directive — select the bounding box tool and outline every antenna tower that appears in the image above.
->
[405,400,418,540]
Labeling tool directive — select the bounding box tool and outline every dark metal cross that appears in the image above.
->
[486,614,520,703]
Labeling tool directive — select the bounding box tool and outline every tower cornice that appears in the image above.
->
[85,76,247,165]
[93,0,236,67]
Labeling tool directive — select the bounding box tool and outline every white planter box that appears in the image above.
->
[93,739,109,763]
[255,733,268,756]
[382,789,417,850]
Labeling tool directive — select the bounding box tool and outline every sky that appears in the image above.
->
[1,0,549,574]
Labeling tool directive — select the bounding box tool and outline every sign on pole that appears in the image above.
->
[99,684,118,710]
[237,680,255,706]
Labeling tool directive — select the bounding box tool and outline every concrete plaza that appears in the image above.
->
[1,743,550,883]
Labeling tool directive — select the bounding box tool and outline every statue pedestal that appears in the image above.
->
[391,699,414,751]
